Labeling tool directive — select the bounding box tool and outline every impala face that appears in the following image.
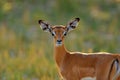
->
[50,26,67,46]
[38,18,80,46]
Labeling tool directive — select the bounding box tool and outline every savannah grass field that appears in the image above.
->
[0,0,120,80]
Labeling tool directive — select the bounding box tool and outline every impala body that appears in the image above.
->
[38,18,120,80]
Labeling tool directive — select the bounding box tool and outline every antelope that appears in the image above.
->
[38,18,120,80]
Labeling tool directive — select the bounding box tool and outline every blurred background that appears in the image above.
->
[0,0,120,80]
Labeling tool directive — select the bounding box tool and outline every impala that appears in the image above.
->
[38,18,120,80]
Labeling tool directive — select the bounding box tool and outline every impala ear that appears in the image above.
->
[66,18,80,32]
[38,20,51,32]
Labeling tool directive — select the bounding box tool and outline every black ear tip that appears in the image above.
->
[75,18,80,21]
[38,20,43,24]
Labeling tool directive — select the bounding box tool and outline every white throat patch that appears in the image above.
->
[56,43,62,47]
[81,77,96,80]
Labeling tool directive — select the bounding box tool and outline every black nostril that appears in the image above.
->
[57,40,62,42]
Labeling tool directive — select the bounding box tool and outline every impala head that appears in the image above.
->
[38,18,80,46]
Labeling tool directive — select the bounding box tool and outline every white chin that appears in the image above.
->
[56,43,62,46]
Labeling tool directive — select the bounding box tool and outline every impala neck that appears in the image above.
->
[54,40,68,67]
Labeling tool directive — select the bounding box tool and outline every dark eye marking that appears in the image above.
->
[63,32,67,36]
[52,33,54,36]
[51,32,56,36]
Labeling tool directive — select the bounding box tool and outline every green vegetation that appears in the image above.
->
[0,0,120,80]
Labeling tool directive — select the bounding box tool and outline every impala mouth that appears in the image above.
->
[56,42,62,46]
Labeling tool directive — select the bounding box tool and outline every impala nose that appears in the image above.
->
[56,40,62,46]
[57,40,62,43]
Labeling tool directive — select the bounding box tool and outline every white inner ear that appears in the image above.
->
[70,20,79,27]
[67,26,74,32]
[40,23,51,32]
[66,20,79,32]
[40,23,47,29]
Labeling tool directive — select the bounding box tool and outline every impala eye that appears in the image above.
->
[51,32,56,36]
[52,33,54,36]
[63,32,67,36]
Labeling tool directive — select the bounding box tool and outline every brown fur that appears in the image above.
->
[53,27,120,80]
[38,18,120,80]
